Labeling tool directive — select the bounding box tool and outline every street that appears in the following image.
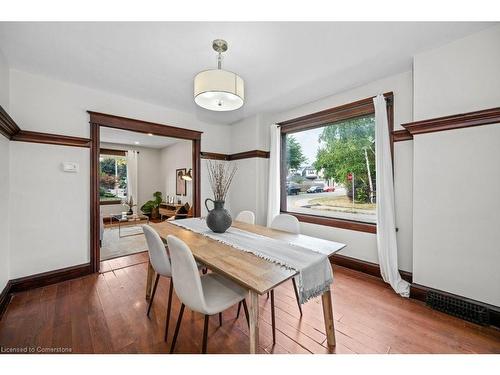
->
[286,187,377,223]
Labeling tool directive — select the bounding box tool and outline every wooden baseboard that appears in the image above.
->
[0,281,13,320]
[331,253,413,283]
[9,263,92,294]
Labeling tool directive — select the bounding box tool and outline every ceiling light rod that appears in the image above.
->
[213,39,227,70]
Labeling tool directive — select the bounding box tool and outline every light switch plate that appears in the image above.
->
[62,162,79,173]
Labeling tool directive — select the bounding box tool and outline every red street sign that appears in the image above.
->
[347,173,353,181]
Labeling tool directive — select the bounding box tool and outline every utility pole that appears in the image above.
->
[364,148,374,203]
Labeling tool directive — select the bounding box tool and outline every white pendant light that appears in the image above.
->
[194,39,244,111]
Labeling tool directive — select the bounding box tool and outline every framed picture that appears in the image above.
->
[176,168,187,196]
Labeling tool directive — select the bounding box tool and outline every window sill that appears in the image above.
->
[100,200,123,206]
[281,211,377,234]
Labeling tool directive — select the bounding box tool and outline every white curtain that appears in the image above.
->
[267,124,281,226]
[126,150,139,214]
[373,95,410,297]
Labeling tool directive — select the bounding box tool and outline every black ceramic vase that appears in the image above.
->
[205,199,232,233]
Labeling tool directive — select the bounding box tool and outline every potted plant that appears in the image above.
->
[140,191,163,219]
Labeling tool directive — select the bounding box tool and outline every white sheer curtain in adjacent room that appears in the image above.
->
[373,95,410,297]
[267,124,281,226]
[126,150,139,214]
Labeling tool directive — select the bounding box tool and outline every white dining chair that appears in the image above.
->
[270,213,300,234]
[268,213,303,344]
[167,235,249,354]
[235,210,255,225]
[143,225,174,342]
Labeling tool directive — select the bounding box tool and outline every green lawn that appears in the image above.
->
[308,195,376,211]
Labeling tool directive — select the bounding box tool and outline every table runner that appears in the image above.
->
[169,218,333,303]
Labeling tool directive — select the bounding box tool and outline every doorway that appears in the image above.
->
[89,111,202,272]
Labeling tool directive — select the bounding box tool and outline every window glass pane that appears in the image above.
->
[99,155,128,202]
[284,114,376,223]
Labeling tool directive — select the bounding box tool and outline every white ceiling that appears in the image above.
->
[100,127,182,149]
[0,22,495,124]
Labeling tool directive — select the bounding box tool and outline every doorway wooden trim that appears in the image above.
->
[88,111,202,273]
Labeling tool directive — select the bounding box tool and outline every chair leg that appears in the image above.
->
[270,290,276,344]
[267,291,270,298]
[219,312,222,327]
[164,278,174,342]
[202,314,209,354]
[236,301,242,319]
[292,278,303,316]
[169,303,185,354]
[242,298,250,328]
[146,274,160,317]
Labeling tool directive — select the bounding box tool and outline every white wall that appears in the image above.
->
[0,49,10,290]
[7,70,232,277]
[412,126,500,306]
[414,25,500,121]
[9,142,90,278]
[99,142,163,216]
[9,70,231,152]
[228,115,269,225]
[411,25,500,306]
[160,140,193,206]
[0,49,9,109]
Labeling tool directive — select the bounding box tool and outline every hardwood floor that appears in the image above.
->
[1,253,499,354]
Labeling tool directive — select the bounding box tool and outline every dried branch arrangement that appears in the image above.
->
[206,160,237,201]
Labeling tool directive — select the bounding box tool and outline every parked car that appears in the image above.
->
[323,186,335,192]
[286,183,301,195]
[306,186,323,193]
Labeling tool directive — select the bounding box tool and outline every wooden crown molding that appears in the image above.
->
[12,130,91,148]
[402,107,500,136]
[0,105,21,139]
[392,129,413,142]
[200,151,229,161]
[229,150,270,160]
[200,150,270,161]
[88,111,203,140]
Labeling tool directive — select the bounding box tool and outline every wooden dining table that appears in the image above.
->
[146,220,346,354]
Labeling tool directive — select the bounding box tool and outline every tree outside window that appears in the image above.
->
[99,155,128,201]
[284,114,376,223]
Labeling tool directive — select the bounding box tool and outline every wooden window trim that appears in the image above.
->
[100,148,127,157]
[99,200,123,205]
[277,92,393,233]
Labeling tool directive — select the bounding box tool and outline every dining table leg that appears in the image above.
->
[321,287,336,352]
[248,290,259,354]
[145,260,154,300]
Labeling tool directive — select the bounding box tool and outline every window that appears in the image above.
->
[99,154,127,203]
[279,94,393,232]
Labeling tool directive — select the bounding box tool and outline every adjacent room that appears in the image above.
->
[98,127,193,262]
[0,17,499,362]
